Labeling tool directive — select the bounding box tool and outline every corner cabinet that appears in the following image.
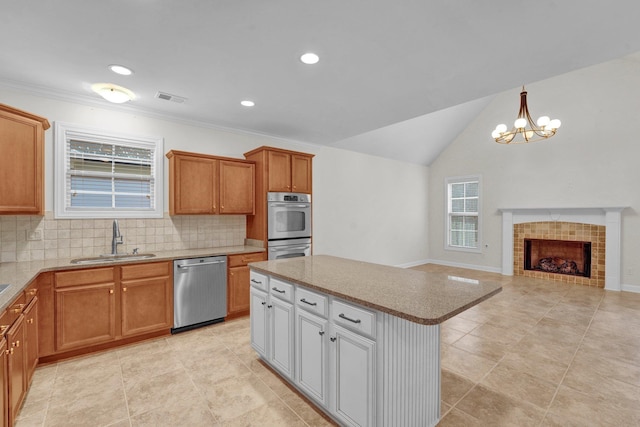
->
[166,150,255,215]
[244,146,314,244]
[0,103,50,215]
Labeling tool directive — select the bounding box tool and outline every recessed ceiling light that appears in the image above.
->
[300,53,320,65]
[108,64,133,76]
[241,100,255,107]
[91,83,136,103]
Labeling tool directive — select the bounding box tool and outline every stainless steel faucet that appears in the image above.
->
[112,219,123,255]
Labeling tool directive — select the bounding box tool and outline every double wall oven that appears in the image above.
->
[267,192,311,260]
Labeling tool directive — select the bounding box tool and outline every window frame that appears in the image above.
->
[445,175,482,253]
[54,122,164,219]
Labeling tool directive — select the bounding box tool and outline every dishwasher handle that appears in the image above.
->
[176,260,225,269]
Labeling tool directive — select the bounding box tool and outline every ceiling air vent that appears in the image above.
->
[155,91,187,104]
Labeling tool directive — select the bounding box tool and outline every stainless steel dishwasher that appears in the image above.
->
[172,256,227,333]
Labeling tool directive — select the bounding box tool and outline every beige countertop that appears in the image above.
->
[0,245,265,311]
[249,255,502,325]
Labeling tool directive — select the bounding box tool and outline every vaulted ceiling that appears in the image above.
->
[3,1,640,164]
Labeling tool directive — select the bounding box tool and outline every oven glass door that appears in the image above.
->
[268,203,311,240]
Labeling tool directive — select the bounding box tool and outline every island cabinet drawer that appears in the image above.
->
[331,299,376,338]
[269,278,294,303]
[249,271,268,292]
[296,287,328,318]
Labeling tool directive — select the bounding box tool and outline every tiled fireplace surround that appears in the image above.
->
[500,207,625,291]
[0,212,246,263]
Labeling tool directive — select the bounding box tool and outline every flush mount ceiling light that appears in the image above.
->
[300,52,320,65]
[91,83,136,104]
[240,100,255,107]
[492,86,561,144]
[108,64,133,76]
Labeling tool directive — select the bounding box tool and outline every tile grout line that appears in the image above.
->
[536,290,606,426]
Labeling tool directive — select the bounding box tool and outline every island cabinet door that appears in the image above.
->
[330,324,376,427]
[250,287,268,358]
[295,309,329,408]
[269,297,295,380]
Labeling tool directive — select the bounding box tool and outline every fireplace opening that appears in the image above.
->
[524,239,592,278]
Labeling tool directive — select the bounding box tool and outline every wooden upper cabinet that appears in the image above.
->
[291,154,312,193]
[220,160,255,214]
[0,103,50,215]
[168,153,218,214]
[167,150,255,215]
[247,146,314,195]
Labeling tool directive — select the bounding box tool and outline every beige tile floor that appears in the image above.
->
[14,265,640,426]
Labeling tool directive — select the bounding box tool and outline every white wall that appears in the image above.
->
[428,54,640,286]
[0,87,430,266]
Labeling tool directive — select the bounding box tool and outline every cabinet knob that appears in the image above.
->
[8,348,13,355]
[28,318,34,324]
[261,301,266,306]
[319,331,325,336]
[267,305,273,309]
[109,289,114,294]
[123,287,127,292]
[330,337,336,342]
[28,289,37,296]
[13,340,19,348]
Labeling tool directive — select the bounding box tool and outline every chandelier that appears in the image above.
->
[491,86,561,144]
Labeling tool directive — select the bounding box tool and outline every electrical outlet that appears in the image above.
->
[26,230,43,241]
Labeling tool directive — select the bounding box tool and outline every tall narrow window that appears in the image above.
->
[446,176,481,252]
[54,122,164,218]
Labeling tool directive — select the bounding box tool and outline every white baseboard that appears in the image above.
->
[621,283,640,294]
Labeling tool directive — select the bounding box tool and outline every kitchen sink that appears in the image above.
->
[0,284,9,294]
[70,253,156,265]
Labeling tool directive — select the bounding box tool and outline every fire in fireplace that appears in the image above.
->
[524,239,592,278]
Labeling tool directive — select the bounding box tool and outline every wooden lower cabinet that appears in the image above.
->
[6,316,25,426]
[23,298,38,387]
[121,262,172,337]
[55,282,117,352]
[48,262,173,357]
[227,252,267,319]
[0,338,7,427]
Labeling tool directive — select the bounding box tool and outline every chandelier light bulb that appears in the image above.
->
[536,116,550,127]
[496,124,508,133]
[491,129,501,139]
[549,119,561,129]
[514,118,527,129]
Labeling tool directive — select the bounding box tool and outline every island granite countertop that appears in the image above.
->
[249,255,502,325]
[0,245,265,312]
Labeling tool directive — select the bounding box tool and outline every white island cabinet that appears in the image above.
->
[249,255,502,427]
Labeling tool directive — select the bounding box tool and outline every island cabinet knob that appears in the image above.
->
[318,331,325,336]
[261,301,266,306]
[330,337,336,342]
[267,305,273,309]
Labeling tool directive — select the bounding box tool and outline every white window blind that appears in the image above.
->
[446,176,481,252]
[54,123,163,218]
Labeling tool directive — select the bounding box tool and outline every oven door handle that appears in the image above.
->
[269,203,310,208]
[270,246,310,251]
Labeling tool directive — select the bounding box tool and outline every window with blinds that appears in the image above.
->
[54,122,163,218]
[446,176,481,252]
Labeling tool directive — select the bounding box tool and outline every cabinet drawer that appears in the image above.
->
[55,267,116,288]
[0,309,10,335]
[269,277,294,303]
[121,261,170,281]
[7,293,27,324]
[250,271,268,292]
[24,281,38,303]
[331,299,376,338]
[228,252,266,267]
[296,287,328,318]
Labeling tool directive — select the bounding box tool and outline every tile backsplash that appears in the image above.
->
[0,212,246,262]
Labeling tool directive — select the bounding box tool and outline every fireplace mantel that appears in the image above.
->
[499,207,627,291]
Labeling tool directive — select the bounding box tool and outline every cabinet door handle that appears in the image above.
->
[300,298,317,306]
[267,305,273,309]
[251,279,262,284]
[330,337,336,342]
[318,331,325,336]
[338,313,362,324]
[271,287,285,294]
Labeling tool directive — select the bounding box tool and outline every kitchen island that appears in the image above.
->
[249,255,502,427]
